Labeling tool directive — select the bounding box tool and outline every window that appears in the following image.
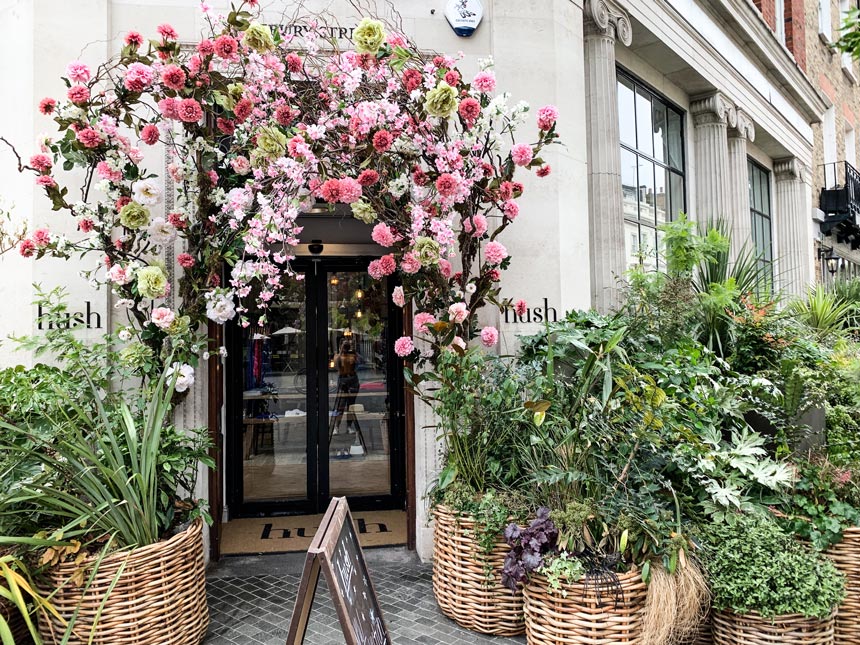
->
[841,0,855,70]
[823,107,838,170]
[748,160,774,290]
[776,0,786,44]
[617,70,685,271]
[846,124,856,168]
[821,0,833,40]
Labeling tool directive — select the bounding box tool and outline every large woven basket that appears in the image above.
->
[1,596,33,645]
[432,504,524,636]
[712,609,834,645]
[827,526,860,642]
[681,616,712,645]
[523,567,648,644]
[38,519,208,645]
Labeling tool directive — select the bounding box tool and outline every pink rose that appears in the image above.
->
[392,286,405,307]
[484,241,508,265]
[414,312,436,334]
[371,223,396,247]
[451,336,467,350]
[480,326,499,347]
[394,336,415,358]
[448,302,469,324]
[537,104,558,131]
[510,143,533,167]
[151,306,176,330]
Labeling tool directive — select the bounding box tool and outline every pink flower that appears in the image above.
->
[231,156,251,175]
[451,336,467,350]
[373,130,394,152]
[107,264,131,285]
[29,154,52,173]
[458,97,480,124]
[392,286,405,307]
[32,228,51,247]
[67,85,90,105]
[124,62,154,92]
[78,218,94,233]
[536,165,551,178]
[275,104,296,126]
[18,239,35,257]
[66,61,91,83]
[484,241,508,265]
[197,39,215,56]
[151,306,176,330]
[157,23,178,40]
[503,200,519,221]
[400,252,421,274]
[368,259,385,280]
[379,254,396,275]
[177,253,195,269]
[514,299,528,317]
[472,70,496,94]
[338,178,363,204]
[444,70,460,86]
[510,143,533,167]
[414,312,436,334]
[160,64,187,91]
[286,53,303,73]
[234,98,253,122]
[320,179,342,203]
[214,35,238,59]
[125,31,144,48]
[177,98,203,123]
[435,173,458,197]
[141,124,160,145]
[448,302,469,324]
[371,223,396,247]
[358,169,379,186]
[38,98,57,115]
[158,97,179,119]
[438,259,452,278]
[394,336,415,358]
[537,104,559,131]
[402,69,422,92]
[116,196,131,211]
[36,175,57,188]
[76,128,102,148]
[463,214,488,237]
[168,212,187,228]
[480,326,499,347]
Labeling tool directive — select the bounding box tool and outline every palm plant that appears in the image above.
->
[788,285,856,338]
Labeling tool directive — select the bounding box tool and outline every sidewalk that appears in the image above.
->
[205,548,525,644]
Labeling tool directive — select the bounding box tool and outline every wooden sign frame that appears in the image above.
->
[286,497,392,645]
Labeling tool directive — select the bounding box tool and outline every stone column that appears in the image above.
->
[584,0,632,313]
[774,158,812,298]
[691,92,737,223]
[726,110,755,263]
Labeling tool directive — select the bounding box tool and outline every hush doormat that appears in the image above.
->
[220,510,407,555]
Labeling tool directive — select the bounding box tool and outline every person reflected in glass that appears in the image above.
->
[333,340,361,434]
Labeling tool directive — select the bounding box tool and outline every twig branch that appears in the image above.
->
[0,137,35,174]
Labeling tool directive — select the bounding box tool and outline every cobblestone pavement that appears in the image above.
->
[205,547,525,645]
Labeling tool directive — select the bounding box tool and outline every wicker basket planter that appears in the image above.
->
[1,596,33,645]
[432,504,524,636]
[38,518,208,645]
[826,526,860,642]
[712,609,835,645]
[681,616,713,645]
[523,567,648,644]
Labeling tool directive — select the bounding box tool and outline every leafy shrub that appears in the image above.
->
[502,508,559,591]
[700,515,844,619]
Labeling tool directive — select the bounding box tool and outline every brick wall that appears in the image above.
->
[785,0,807,71]
[753,0,778,31]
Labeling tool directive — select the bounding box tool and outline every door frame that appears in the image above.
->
[225,256,406,517]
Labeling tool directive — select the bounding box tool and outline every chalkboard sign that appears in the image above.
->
[286,497,391,645]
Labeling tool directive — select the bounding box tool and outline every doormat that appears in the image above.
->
[220,510,407,555]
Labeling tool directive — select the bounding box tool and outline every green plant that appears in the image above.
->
[700,514,845,619]
[789,285,856,339]
[538,552,585,597]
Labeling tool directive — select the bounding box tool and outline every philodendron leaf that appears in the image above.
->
[533,411,546,427]
[437,465,457,490]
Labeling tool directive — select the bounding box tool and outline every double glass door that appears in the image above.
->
[227,258,405,516]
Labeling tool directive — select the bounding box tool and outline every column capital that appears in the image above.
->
[728,109,756,142]
[690,92,737,128]
[584,0,633,46]
[774,157,808,183]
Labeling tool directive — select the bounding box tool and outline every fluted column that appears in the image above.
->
[774,158,812,298]
[691,92,737,223]
[584,0,632,313]
[727,110,755,263]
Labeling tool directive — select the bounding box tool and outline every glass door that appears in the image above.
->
[227,258,405,516]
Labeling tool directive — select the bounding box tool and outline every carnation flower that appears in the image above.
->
[234,98,253,122]
[36,175,57,188]
[107,264,132,285]
[140,124,160,146]
[438,259,453,278]
[463,214,488,237]
[157,23,178,41]
[177,253,195,269]
[444,70,460,86]
[18,239,35,257]
[214,34,238,59]
[484,240,508,265]
[392,286,405,307]
[76,128,102,148]
[400,252,421,274]
[176,98,203,123]
[424,82,459,118]
[151,306,176,330]
[338,178,363,204]
[371,223,396,247]
[511,143,533,167]
[472,70,496,94]
[136,265,168,299]
[536,165,551,177]
[372,130,394,152]
[503,200,519,220]
[197,39,215,56]
[78,217,94,233]
[124,62,154,92]
[160,64,187,91]
[231,156,251,175]
[166,362,195,393]
[124,31,143,48]
[132,179,162,205]
[32,228,51,247]
[448,302,469,324]
[379,254,396,275]
[29,154,52,173]
[435,173,458,197]
[414,312,436,334]
[119,201,151,229]
[537,104,558,131]
[358,169,380,186]
[158,97,179,119]
[480,326,499,347]
[38,98,57,115]
[394,336,415,358]
[67,85,90,105]
[354,18,386,54]
[274,104,296,126]
[402,69,422,92]
[66,61,91,83]
[146,216,176,245]
[458,97,480,124]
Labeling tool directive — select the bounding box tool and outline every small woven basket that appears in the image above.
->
[38,518,208,645]
[523,567,648,645]
[826,526,860,642]
[712,609,834,645]
[432,504,524,636]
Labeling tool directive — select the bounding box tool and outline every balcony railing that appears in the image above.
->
[820,161,860,248]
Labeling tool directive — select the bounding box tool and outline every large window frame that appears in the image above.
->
[748,159,775,292]
[617,68,686,271]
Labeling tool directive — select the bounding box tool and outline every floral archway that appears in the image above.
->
[11,0,560,385]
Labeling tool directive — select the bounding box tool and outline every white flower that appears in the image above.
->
[465,283,477,294]
[387,175,409,198]
[218,346,228,357]
[132,179,163,206]
[146,217,176,246]
[166,362,195,393]
[118,329,132,341]
[202,351,211,360]
[205,291,237,324]
[115,298,135,309]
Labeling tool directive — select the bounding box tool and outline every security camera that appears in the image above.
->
[308,239,324,255]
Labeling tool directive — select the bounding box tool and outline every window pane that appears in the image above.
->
[655,166,668,224]
[748,162,755,209]
[762,217,772,262]
[640,226,658,272]
[635,88,654,157]
[657,229,666,269]
[638,158,655,224]
[653,100,667,163]
[621,148,639,221]
[618,77,636,147]
[625,221,641,267]
[751,167,762,212]
[670,171,684,220]
[667,110,683,170]
[761,174,770,215]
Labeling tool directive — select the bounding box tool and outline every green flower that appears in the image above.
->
[423,82,459,119]
[242,22,275,52]
[167,314,191,337]
[119,201,151,229]
[414,236,441,266]
[136,265,168,299]
[351,200,377,224]
[354,18,386,54]
[255,125,288,160]
[120,342,153,370]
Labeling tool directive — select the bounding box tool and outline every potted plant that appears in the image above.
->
[701,514,844,645]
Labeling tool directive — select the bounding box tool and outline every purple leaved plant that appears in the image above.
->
[502,507,559,591]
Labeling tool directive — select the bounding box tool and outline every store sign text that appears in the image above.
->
[37,301,103,330]
[503,298,559,324]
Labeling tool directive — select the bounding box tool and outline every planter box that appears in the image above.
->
[432,504,524,636]
[38,519,208,645]
[712,609,834,645]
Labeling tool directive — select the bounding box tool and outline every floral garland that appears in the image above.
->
[13,1,561,383]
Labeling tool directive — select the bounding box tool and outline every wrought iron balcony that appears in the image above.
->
[819,160,860,249]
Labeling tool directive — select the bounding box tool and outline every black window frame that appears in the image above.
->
[748,158,775,293]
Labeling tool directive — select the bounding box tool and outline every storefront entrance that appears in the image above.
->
[225,257,406,517]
